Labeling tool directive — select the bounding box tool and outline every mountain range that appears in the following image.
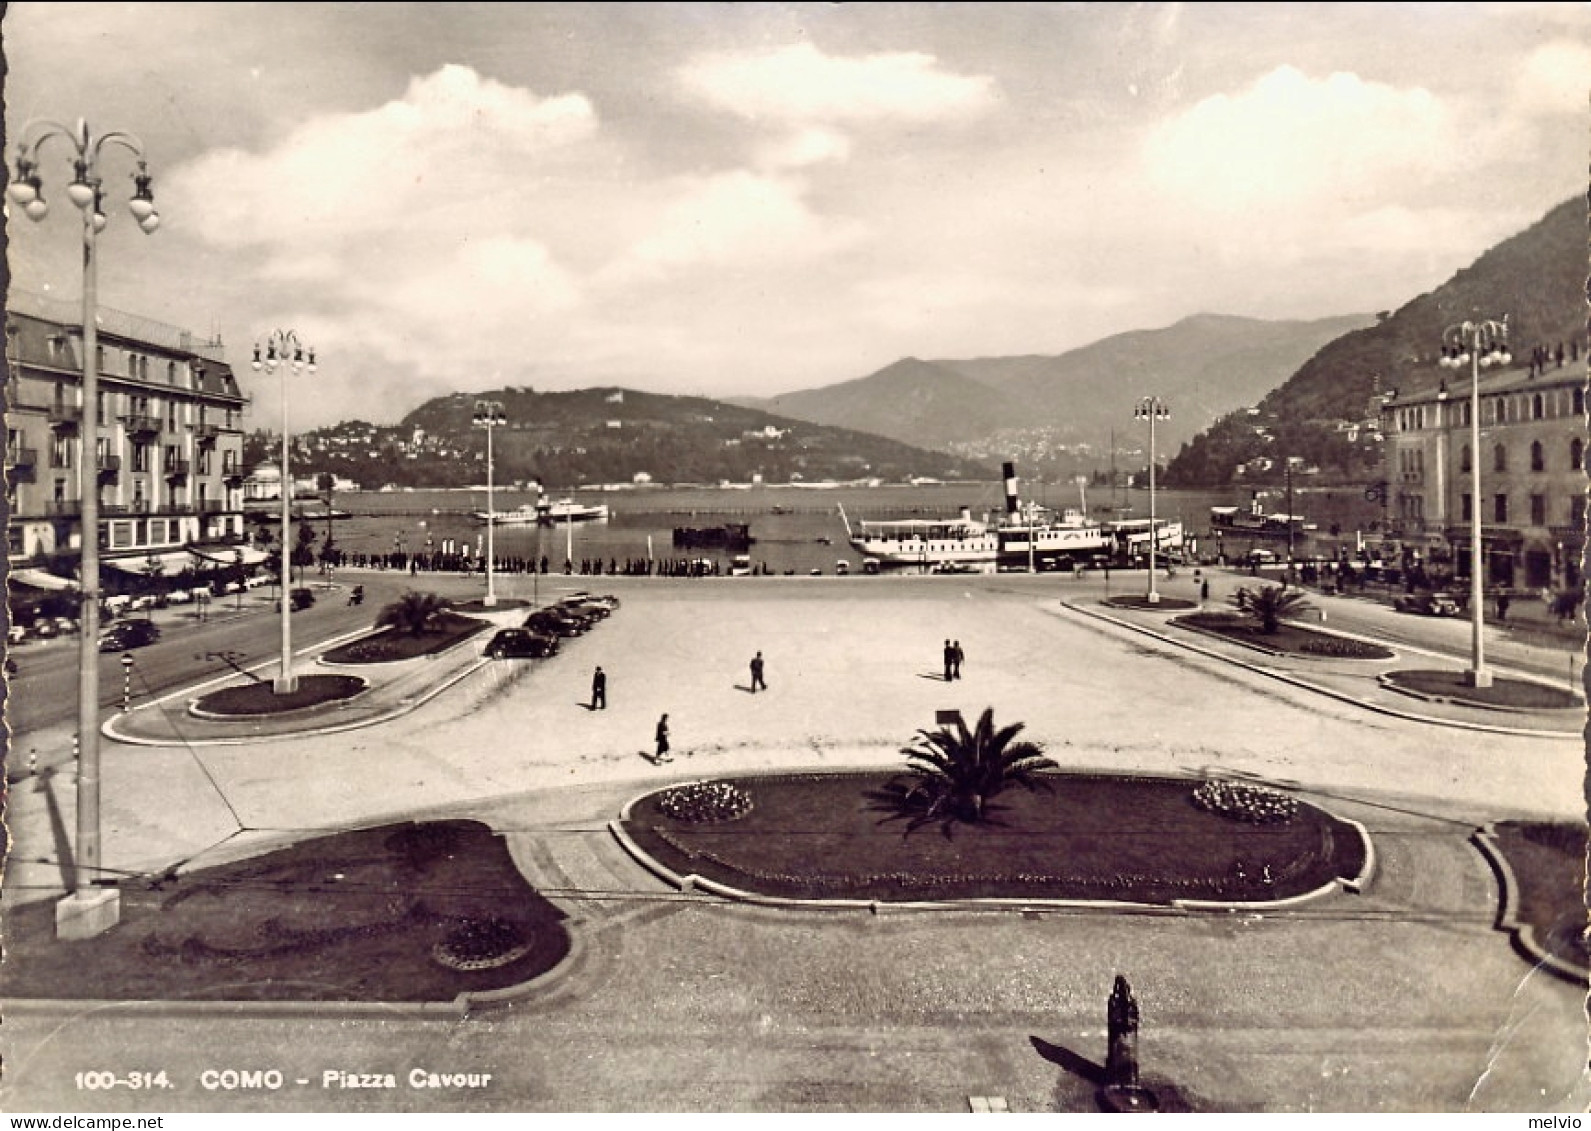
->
[286,195,1584,493]
[1163,194,1586,487]
[731,311,1376,461]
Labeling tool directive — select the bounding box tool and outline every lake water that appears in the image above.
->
[307,480,1389,576]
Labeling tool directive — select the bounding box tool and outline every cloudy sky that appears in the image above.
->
[5,3,1588,430]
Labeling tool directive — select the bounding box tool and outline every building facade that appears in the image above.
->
[1382,360,1585,591]
[5,291,251,586]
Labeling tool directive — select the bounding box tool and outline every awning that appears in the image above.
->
[102,551,198,576]
[189,544,269,567]
[8,567,79,592]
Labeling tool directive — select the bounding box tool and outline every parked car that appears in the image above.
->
[483,628,560,660]
[275,587,317,612]
[1394,591,1461,617]
[524,609,593,638]
[99,619,162,652]
[8,625,28,645]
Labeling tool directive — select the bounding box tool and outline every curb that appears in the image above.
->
[103,654,490,747]
[1376,672,1584,715]
[608,771,1373,915]
[1470,823,1590,986]
[1058,599,1581,739]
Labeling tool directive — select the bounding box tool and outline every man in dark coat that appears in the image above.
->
[591,666,607,710]
[750,651,767,693]
[654,714,672,762]
[943,639,954,681]
[951,640,964,680]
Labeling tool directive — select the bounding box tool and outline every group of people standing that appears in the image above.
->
[942,639,965,681]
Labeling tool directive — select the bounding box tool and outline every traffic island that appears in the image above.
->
[1104,595,1197,611]
[0,820,572,1004]
[1380,669,1582,712]
[190,673,369,717]
[617,770,1371,906]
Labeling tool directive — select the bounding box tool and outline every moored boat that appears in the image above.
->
[472,503,542,525]
[537,498,610,524]
[839,461,1111,569]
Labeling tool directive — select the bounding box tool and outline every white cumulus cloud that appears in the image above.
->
[1142,66,1455,213]
[681,42,995,123]
[167,64,597,246]
[1513,40,1591,115]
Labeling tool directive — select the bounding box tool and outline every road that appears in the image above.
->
[3,574,412,742]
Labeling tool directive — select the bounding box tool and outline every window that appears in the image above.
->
[1532,394,1544,420]
[1530,494,1546,525]
[95,345,104,372]
[139,356,149,381]
[1573,496,1587,530]
[1572,438,1584,471]
[198,447,212,475]
[127,353,137,377]
[167,361,177,384]
[164,445,181,472]
[1460,401,1470,426]
[132,443,150,473]
[1461,493,1472,522]
[1460,444,1471,472]
[1575,387,1585,415]
[1531,441,1545,472]
[50,434,72,469]
[1493,444,1507,472]
[1493,493,1508,524]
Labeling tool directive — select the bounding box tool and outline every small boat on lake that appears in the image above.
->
[538,498,610,524]
[472,504,542,525]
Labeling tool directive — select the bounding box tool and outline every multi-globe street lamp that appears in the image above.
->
[473,400,507,606]
[252,331,316,694]
[1439,317,1511,688]
[8,118,160,939]
[1134,396,1170,604]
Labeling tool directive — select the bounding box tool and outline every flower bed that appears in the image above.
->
[0,820,571,1002]
[623,771,1365,905]
[1173,613,1394,660]
[321,612,489,664]
[1191,779,1299,824]
[658,781,754,823]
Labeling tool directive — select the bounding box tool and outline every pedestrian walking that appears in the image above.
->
[654,714,672,762]
[1200,579,1210,604]
[591,666,607,710]
[943,639,955,681]
[750,651,767,693]
[950,640,964,680]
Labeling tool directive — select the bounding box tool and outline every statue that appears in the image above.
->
[1105,974,1140,1089]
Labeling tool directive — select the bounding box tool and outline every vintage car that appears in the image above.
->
[484,628,560,660]
[1393,590,1461,617]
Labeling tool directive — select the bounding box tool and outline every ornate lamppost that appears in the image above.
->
[252,331,316,694]
[1134,397,1169,604]
[473,400,507,606]
[1439,317,1510,688]
[8,119,160,938]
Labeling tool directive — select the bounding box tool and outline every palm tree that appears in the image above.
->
[1229,585,1314,634]
[869,707,1057,835]
[376,590,452,638]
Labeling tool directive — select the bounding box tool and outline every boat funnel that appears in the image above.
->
[1002,461,1021,515]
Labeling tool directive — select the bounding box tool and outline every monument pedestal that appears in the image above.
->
[56,888,121,940]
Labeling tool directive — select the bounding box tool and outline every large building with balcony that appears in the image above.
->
[5,291,253,588]
[1381,359,1585,592]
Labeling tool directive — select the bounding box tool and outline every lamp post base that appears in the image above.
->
[274,675,300,695]
[1146,591,1160,604]
[1464,668,1493,689]
[57,888,121,940]
[483,594,498,607]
